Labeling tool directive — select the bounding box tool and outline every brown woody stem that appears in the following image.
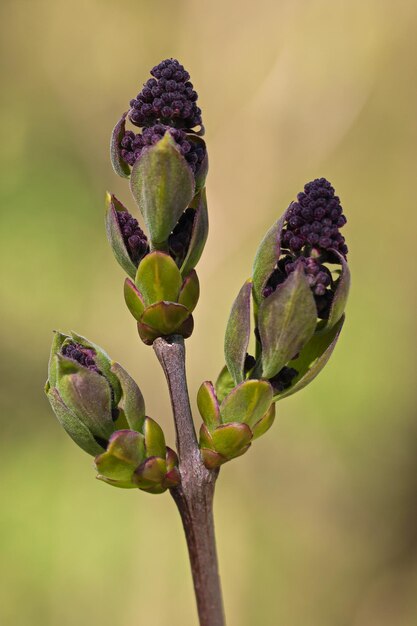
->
[153,335,225,626]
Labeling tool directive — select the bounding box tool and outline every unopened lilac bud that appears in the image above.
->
[128,59,203,132]
[282,178,348,257]
[45,332,146,454]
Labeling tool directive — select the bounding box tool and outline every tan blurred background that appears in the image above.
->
[1,0,416,624]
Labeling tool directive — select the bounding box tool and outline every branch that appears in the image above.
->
[153,335,225,626]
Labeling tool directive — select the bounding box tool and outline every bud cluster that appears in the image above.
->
[107,60,209,345]
[45,332,180,493]
[120,124,206,173]
[129,58,202,130]
[200,180,350,468]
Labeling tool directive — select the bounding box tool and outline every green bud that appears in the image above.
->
[197,379,273,468]
[130,132,195,247]
[46,331,145,454]
[124,251,198,344]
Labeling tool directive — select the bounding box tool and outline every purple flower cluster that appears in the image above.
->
[269,366,298,393]
[129,59,202,130]
[116,210,149,266]
[120,124,205,174]
[62,343,100,373]
[168,207,195,265]
[263,256,332,298]
[282,178,347,256]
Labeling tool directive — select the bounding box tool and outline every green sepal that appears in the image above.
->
[219,379,273,429]
[252,403,276,440]
[135,251,182,305]
[133,456,168,494]
[197,382,221,430]
[105,193,138,280]
[200,447,227,469]
[48,331,67,388]
[275,315,345,400]
[68,332,122,406]
[137,311,194,345]
[252,212,287,306]
[166,447,179,473]
[55,355,114,441]
[179,189,209,277]
[259,264,317,379]
[143,417,166,459]
[211,423,252,458]
[224,279,252,385]
[124,278,146,321]
[110,361,146,432]
[215,366,235,404]
[326,252,350,330]
[95,430,146,487]
[46,387,105,456]
[130,132,195,245]
[141,302,191,335]
[110,113,131,178]
[178,270,200,312]
[199,423,215,449]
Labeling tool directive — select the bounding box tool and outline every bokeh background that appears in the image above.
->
[1,1,416,624]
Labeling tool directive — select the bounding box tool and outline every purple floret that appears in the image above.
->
[120,124,206,174]
[129,59,202,130]
[116,210,149,266]
[282,178,348,256]
[61,343,100,373]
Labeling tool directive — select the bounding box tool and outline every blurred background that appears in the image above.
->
[1,0,416,624]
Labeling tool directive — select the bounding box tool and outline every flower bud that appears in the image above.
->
[124,251,199,344]
[197,379,275,468]
[105,193,149,279]
[128,58,203,133]
[45,332,179,493]
[219,178,349,413]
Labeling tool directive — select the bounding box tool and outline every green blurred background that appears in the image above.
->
[1,1,416,624]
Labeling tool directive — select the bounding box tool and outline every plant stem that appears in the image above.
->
[153,335,225,626]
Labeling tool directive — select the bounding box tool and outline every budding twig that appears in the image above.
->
[153,336,225,626]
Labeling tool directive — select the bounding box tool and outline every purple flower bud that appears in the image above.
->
[281,178,348,256]
[168,207,195,266]
[269,366,298,393]
[119,124,206,174]
[61,342,100,373]
[128,59,203,131]
[116,209,149,266]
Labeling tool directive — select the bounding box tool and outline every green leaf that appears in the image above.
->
[178,270,200,312]
[259,265,317,379]
[135,251,182,305]
[143,417,166,459]
[180,189,209,277]
[110,361,146,432]
[47,388,105,456]
[56,356,114,441]
[326,252,350,329]
[110,114,131,178]
[199,423,215,449]
[140,302,190,335]
[69,332,122,406]
[130,132,195,245]
[252,403,276,440]
[220,380,273,429]
[197,382,221,430]
[211,423,252,458]
[252,212,286,305]
[105,194,138,280]
[48,331,67,388]
[95,430,146,486]
[276,315,345,400]
[224,279,252,385]
[124,278,146,321]
[215,366,235,403]
[133,456,167,489]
